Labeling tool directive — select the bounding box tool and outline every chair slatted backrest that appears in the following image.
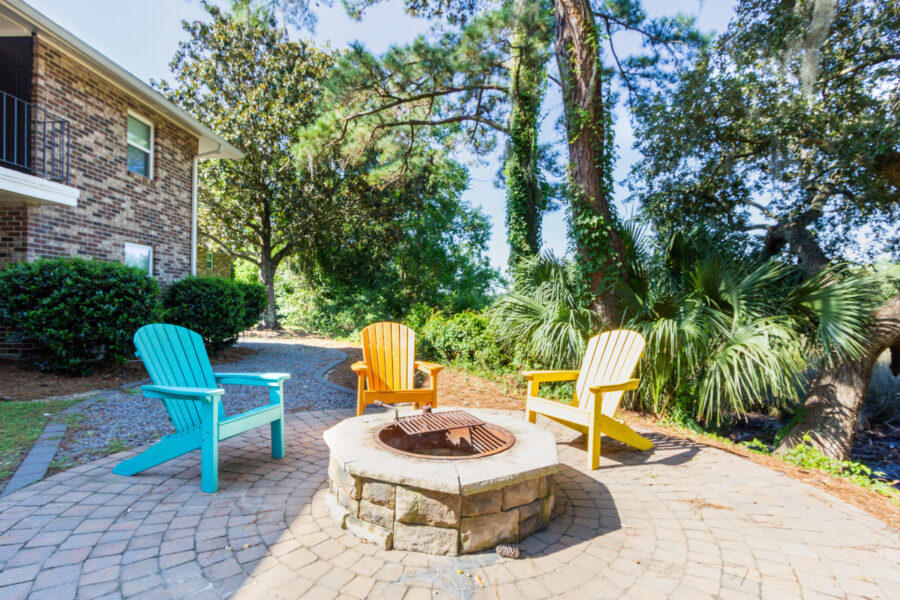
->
[134,324,218,433]
[360,322,416,392]
[575,329,646,415]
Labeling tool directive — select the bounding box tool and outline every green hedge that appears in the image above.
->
[235,281,266,329]
[163,276,247,352]
[412,309,510,373]
[0,258,161,374]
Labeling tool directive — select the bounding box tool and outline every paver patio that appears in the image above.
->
[0,407,898,600]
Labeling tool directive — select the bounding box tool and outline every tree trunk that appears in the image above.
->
[258,259,281,330]
[505,0,550,267]
[776,292,900,459]
[554,0,625,324]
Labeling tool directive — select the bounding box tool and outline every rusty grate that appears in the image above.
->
[395,410,486,436]
[375,409,515,459]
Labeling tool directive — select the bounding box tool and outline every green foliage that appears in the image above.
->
[157,3,336,327]
[781,435,899,501]
[418,310,508,372]
[618,225,876,424]
[235,281,266,330]
[0,259,161,374]
[163,277,245,352]
[630,0,900,262]
[491,254,601,369]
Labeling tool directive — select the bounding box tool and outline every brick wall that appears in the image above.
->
[20,36,199,284]
[0,205,27,266]
[195,246,233,279]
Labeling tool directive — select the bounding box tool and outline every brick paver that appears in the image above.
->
[0,409,898,599]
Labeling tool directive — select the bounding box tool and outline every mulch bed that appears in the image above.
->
[0,346,256,402]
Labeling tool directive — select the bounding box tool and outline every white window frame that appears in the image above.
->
[126,112,154,179]
[206,251,214,270]
[123,242,153,275]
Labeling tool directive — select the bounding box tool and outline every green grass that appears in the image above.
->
[0,399,79,482]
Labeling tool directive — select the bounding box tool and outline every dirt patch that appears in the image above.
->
[0,346,256,402]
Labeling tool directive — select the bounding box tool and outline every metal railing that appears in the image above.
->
[1,89,71,185]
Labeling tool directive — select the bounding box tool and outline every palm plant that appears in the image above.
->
[490,253,600,369]
[618,225,875,425]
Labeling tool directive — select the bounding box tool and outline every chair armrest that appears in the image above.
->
[589,379,640,394]
[415,361,443,374]
[523,370,580,382]
[351,361,371,375]
[141,385,224,402]
[214,372,291,386]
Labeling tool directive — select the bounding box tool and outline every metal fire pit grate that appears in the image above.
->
[375,409,516,459]
[395,410,486,436]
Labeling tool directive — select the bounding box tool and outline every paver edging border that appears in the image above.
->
[0,391,107,497]
[314,348,355,396]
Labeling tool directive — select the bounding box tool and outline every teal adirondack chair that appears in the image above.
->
[112,323,290,492]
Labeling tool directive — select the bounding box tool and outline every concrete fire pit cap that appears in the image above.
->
[323,409,559,495]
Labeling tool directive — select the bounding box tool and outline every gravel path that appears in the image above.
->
[53,338,354,467]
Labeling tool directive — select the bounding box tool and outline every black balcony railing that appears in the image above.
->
[1,89,70,185]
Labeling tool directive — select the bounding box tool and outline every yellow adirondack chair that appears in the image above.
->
[352,322,443,416]
[524,329,652,469]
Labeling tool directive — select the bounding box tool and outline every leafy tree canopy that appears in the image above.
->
[630,0,900,267]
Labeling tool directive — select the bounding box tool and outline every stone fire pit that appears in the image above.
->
[323,409,559,556]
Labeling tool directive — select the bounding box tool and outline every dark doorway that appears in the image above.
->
[0,36,34,174]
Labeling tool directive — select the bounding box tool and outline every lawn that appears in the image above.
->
[0,399,79,487]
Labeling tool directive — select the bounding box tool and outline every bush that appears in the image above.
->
[418,311,508,372]
[0,258,160,374]
[235,281,266,329]
[163,277,244,352]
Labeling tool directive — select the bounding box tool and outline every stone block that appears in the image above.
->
[501,478,538,511]
[515,498,542,523]
[329,457,360,500]
[345,517,392,550]
[325,493,349,529]
[361,479,395,508]
[335,486,359,517]
[541,487,556,525]
[518,514,543,540]
[393,522,458,556]
[461,489,502,517]
[395,487,460,528]
[358,499,394,530]
[460,512,517,554]
[537,475,553,498]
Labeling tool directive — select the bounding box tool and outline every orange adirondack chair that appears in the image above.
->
[352,322,443,416]
[524,329,652,469]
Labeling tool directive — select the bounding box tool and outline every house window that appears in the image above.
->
[126,114,153,178]
[124,242,153,274]
[206,252,213,270]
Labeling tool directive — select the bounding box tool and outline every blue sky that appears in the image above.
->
[27,0,737,272]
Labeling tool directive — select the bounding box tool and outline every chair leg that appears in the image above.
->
[587,427,602,470]
[200,400,219,493]
[356,375,366,417]
[270,386,285,459]
[599,414,654,451]
[112,431,201,476]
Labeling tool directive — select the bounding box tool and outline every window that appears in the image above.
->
[124,242,153,274]
[206,252,213,270]
[126,114,153,178]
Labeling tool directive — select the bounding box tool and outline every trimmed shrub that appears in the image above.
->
[236,281,266,329]
[163,277,244,352]
[0,258,160,374]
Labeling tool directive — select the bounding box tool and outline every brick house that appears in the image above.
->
[0,0,241,283]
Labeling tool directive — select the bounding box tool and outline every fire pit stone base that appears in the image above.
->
[323,410,559,556]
